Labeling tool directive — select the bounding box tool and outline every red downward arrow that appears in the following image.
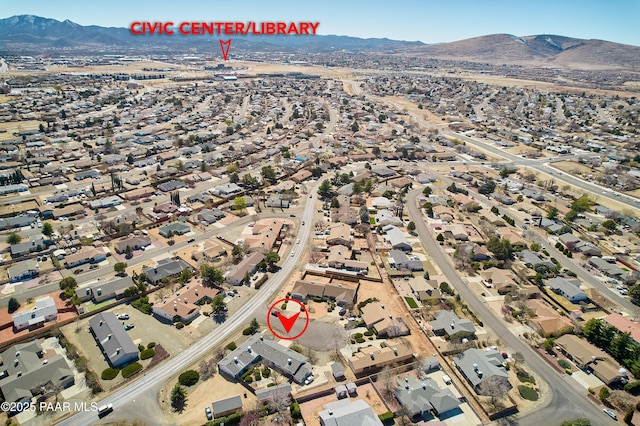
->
[275,311,300,334]
[219,39,231,61]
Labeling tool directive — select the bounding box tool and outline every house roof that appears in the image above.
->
[64,247,103,266]
[555,334,609,366]
[7,259,38,280]
[318,398,383,426]
[12,296,57,327]
[453,348,508,388]
[142,258,192,283]
[218,334,312,384]
[154,283,219,320]
[361,302,388,328]
[395,376,460,416]
[604,313,640,344]
[429,310,476,336]
[225,252,265,283]
[212,395,242,415]
[89,312,138,366]
[255,383,292,403]
[0,341,73,404]
[383,226,411,250]
[348,341,414,373]
[548,277,586,300]
[526,299,574,336]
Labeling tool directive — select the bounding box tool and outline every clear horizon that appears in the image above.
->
[1,0,639,47]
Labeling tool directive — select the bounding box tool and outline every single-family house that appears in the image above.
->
[454,348,511,395]
[89,312,139,368]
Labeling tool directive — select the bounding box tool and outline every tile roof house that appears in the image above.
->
[318,398,383,426]
[12,296,58,332]
[604,313,640,346]
[290,280,357,307]
[454,348,511,394]
[153,283,219,323]
[347,341,414,376]
[394,376,460,417]
[429,310,476,341]
[327,223,353,248]
[218,334,313,384]
[0,341,74,406]
[526,299,574,337]
[479,268,518,295]
[554,334,626,385]
[89,312,139,368]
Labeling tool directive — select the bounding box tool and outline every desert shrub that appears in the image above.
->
[140,348,155,360]
[226,342,237,351]
[101,368,120,380]
[121,362,143,378]
[147,342,156,349]
[178,370,200,386]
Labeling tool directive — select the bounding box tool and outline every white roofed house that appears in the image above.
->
[12,296,58,332]
[454,348,511,395]
[383,226,412,252]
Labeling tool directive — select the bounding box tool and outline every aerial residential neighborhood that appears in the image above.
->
[0,5,638,426]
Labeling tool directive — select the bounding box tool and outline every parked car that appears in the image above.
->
[339,308,346,316]
[290,214,296,217]
[603,408,617,420]
[117,313,129,320]
[187,237,196,243]
[124,324,135,331]
[205,406,212,421]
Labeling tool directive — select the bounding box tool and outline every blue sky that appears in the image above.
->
[2,0,639,46]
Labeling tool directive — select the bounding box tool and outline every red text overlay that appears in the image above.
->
[130,21,320,35]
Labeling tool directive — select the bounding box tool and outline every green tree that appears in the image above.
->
[125,245,133,259]
[265,251,280,268]
[179,268,193,284]
[359,205,370,224]
[8,297,20,314]
[211,294,227,317]
[407,221,416,232]
[330,197,340,208]
[599,386,610,401]
[200,264,224,287]
[582,318,603,343]
[170,384,186,411]
[602,220,617,231]
[546,206,559,220]
[436,233,444,242]
[571,196,595,213]
[114,262,128,275]
[260,166,277,183]
[318,180,334,199]
[543,337,555,352]
[423,202,434,217]
[422,186,432,196]
[486,236,513,260]
[439,282,454,295]
[41,222,54,237]
[59,276,78,291]
[610,332,632,362]
[629,283,640,306]
[229,172,239,183]
[6,232,21,245]
[234,197,247,213]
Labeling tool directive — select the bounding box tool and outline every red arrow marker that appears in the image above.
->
[219,39,231,61]
[275,311,300,334]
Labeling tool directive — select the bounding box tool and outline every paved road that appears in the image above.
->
[439,129,640,210]
[56,183,319,426]
[406,189,609,426]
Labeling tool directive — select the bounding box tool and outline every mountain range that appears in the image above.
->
[0,15,638,70]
